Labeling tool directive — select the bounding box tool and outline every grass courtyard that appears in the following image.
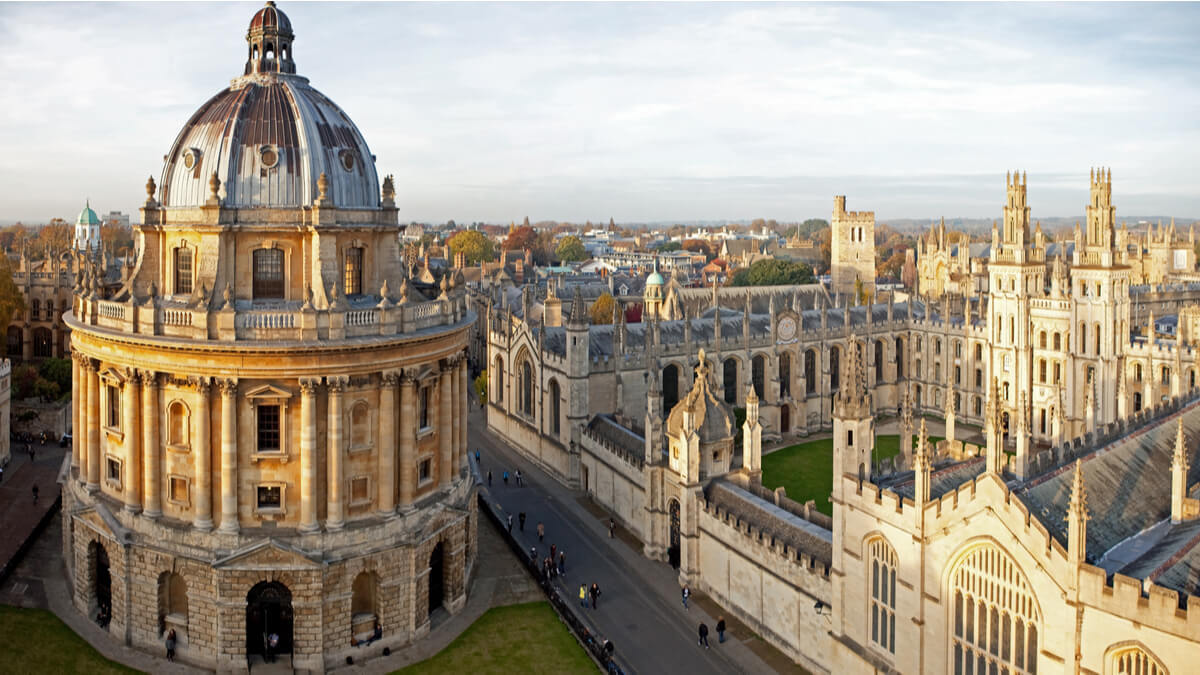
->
[393,601,594,675]
[761,433,942,516]
[0,605,141,675]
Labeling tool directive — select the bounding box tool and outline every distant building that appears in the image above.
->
[74,202,101,253]
[103,211,130,229]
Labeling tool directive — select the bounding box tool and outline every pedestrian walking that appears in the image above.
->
[698,623,709,648]
[590,582,601,610]
[682,585,690,610]
[515,469,522,486]
[537,522,545,542]
[32,483,39,504]
[529,546,538,564]
[503,470,509,485]
[558,550,566,575]
[27,445,34,463]
[608,517,615,538]
[519,511,526,531]
[716,617,726,643]
[165,628,177,661]
[507,514,513,533]
[475,449,480,464]
[487,470,493,486]
[268,632,280,662]
[550,544,557,561]
[0,465,4,484]
[579,584,588,608]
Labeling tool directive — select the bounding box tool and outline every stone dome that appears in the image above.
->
[157,2,379,210]
[666,350,736,444]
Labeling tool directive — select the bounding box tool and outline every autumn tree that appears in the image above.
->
[555,235,587,263]
[0,254,25,356]
[101,222,134,253]
[446,230,496,265]
[681,239,714,261]
[879,250,907,281]
[589,292,616,324]
[728,259,815,287]
[502,225,537,252]
[0,224,29,252]
[34,219,72,251]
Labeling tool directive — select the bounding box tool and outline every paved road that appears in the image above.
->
[468,401,772,675]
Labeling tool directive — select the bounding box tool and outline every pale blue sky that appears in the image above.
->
[1,1,1198,224]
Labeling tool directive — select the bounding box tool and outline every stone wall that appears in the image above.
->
[12,397,69,439]
[579,433,647,541]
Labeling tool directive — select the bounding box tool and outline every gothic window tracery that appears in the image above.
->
[868,537,898,655]
[950,543,1039,675]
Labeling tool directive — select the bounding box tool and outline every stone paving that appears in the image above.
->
[470,400,789,675]
[0,440,65,582]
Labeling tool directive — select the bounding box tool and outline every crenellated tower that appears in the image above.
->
[832,334,873,504]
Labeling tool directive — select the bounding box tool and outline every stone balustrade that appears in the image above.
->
[73,291,469,342]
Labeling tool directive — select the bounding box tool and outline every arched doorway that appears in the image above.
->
[428,543,445,615]
[781,405,790,433]
[667,499,681,569]
[90,541,111,621]
[246,581,293,660]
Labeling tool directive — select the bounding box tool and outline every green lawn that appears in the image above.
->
[761,433,943,516]
[393,601,595,675]
[0,605,141,675]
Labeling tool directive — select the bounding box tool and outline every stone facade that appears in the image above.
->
[62,4,475,671]
[831,195,876,299]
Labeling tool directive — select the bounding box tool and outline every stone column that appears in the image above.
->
[299,378,320,533]
[192,377,213,531]
[218,378,239,534]
[141,371,161,518]
[378,373,398,516]
[71,353,80,473]
[122,371,141,513]
[326,376,347,531]
[459,358,468,472]
[451,358,462,474]
[398,371,416,509]
[438,364,453,487]
[86,359,100,491]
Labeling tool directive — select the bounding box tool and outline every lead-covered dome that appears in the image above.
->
[666,350,736,444]
[158,2,379,210]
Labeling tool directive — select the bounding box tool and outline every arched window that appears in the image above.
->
[520,360,533,417]
[1038,331,1046,349]
[868,537,898,655]
[1161,366,1170,386]
[663,364,680,413]
[805,349,817,394]
[252,248,284,299]
[974,343,982,360]
[830,347,841,392]
[493,357,504,403]
[168,401,190,447]
[30,299,40,321]
[751,355,765,399]
[975,368,982,388]
[1080,322,1087,354]
[950,543,1040,675]
[549,380,561,436]
[32,327,52,358]
[6,326,21,356]
[1107,645,1166,675]
[875,340,884,383]
[1134,363,1143,382]
[779,353,791,398]
[955,340,962,358]
[344,246,364,296]
[935,339,942,355]
[351,571,379,638]
[723,358,738,404]
[1094,323,1101,355]
[174,247,193,295]
[895,338,904,378]
[157,572,188,640]
[1038,360,1046,383]
[350,402,370,448]
[974,397,982,416]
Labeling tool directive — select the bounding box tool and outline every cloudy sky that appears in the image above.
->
[1,1,1198,224]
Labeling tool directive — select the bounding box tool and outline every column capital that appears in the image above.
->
[218,377,239,397]
[138,369,159,388]
[327,375,349,393]
[399,369,418,386]
[299,377,321,395]
[191,375,212,395]
[381,371,400,388]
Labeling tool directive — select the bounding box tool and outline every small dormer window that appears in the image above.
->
[183,148,200,170]
[339,149,356,172]
[260,145,279,169]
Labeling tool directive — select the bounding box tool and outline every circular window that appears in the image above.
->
[260,145,279,169]
[182,148,199,169]
[339,149,356,172]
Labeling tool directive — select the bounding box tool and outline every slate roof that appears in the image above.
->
[585,414,646,459]
[703,479,833,567]
[886,457,987,501]
[1017,398,1200,559]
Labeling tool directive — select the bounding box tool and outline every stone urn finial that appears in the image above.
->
[145,175,157,204]
[208,171,221,201]
[222,283,234,310]
[381,174,395,207]
[317,172,329,203]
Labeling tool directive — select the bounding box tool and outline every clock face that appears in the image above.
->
[778,316,797,340]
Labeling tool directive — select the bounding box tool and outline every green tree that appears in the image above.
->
[446,230,496,265]
[0,254,26,355]
[728,259,816,287]
[554,235,587,262]
[474,371,488,406]
[797,218,829,238]
[589,292,616,324]
[656,241,682,252]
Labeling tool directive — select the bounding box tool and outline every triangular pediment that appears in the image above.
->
[213,539,322,570]
[245,384,292,400]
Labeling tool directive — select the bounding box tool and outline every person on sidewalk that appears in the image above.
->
[579,583,588,608]
[519,511,526,531]
[515,469,522,486]
[475,449,480,464]
[590,582,601,610]
[32,483,39,504]
[716,617,726,643]
[165,628,177,661]
[681,585,690,610]
[487,470,492,486]
[698,622,709,649]
[558,550,566,575]
[537,522,545,542]
[608,517,615,538]
[550,543,557,562]
[507,514,513,533]
[503,470,509,485]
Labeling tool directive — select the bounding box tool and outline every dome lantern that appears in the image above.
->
[245,1,296,76]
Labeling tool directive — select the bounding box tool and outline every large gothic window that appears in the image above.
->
[1107,645,1166,675]
[520,361,534,417]
[723,358,738,404]
[950,543,1040,675]
[493,357,504,403]
[548,379,561,436]
[779,353,791,398]
[830,347,841,392]
[805,349,817,394]
[895,338,904,378]
[253,249,285,299]
[875,340,884,383]
[751,355,765,399]
[868,537,898,655]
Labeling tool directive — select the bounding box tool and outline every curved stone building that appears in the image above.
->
[62,3,475,670]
